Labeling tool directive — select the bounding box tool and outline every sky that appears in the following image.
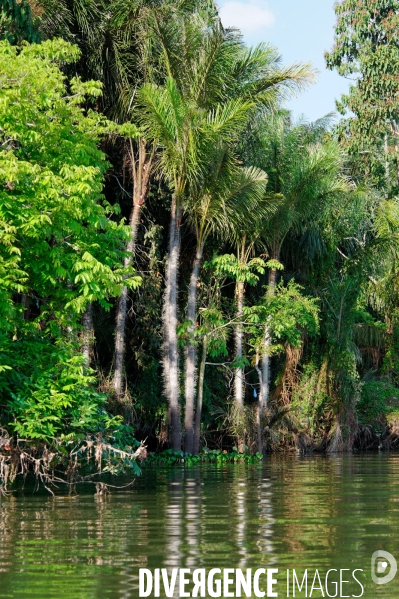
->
[217,0,350,123]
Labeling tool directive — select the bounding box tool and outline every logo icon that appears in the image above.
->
[371,550,397,585]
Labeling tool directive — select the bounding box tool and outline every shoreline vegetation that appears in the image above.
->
[2,0,399,493]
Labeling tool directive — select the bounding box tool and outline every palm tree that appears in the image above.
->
[139,72,254,449]
[243,114,350,418]
[139,7,314,449]
[183,157,268,453]
[35,0,314,443]
[35,0,190,396]
[110,0,206,396]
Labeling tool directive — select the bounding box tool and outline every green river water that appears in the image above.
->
[1,454,399,599]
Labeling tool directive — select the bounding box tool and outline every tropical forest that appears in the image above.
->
[1,0,399,493]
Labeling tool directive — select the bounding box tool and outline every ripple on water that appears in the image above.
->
[0,455,399,598]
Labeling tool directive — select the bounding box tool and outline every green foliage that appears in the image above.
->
[0,334,120,440]
[0,39,141,453]
[0,0,40,44]
[357,381,399,432]
[1,0,399,462]
[0,40,140,324]
[326,0,399,190]
[291,361,331,435]
[205,254,267,285]
[322,276,363,404]
[244,281,320,354]
[197,308,229,358]
[242,111,350,265]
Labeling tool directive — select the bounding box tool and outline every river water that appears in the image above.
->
[1,454,399,598]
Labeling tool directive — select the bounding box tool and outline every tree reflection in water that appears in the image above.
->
[0,457,399,598]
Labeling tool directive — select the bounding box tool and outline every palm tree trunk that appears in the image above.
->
[260,326,272,410]
[113,202,141,397]
[163,196,182,451]
[234,280,245,452]
[260,256,279,409]
[193,334,207,454]
[82,303,94,365]
[184,243,204,454]
[234,280,245,407]
[254,350,264,454]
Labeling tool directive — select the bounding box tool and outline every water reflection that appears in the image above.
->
[256,473,275,560]
[185,474,202,568]
[1,456,399,598]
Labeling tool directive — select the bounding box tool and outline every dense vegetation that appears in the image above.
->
[1,0,399,489]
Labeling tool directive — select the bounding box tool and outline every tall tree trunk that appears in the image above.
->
[193,334,207,454]
[163,195,182,451]
[260,326,272,411]
[254,350,264,454]
[184,243,204,454]
[255,252,281,452]
[113,202,141,397]
[113,140,152,398]
[82,303,94,366]
[234,280,245,407]
[260,253,279,410]
[234,280,245,453]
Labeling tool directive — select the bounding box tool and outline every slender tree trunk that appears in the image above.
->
[184,243,204,454]
[113,202,141,397]
[234,280,245,453]
[113,140,152,398]
[20,293,30,320]
[384,133,389,184]
[260,326,272,410]
[193,334,207,454]
[82,303,94,366]
[254,350,264,454]
[260,255,279,410]
[234,280,245,407]
[255,259,280,452]
[163,195,182,451]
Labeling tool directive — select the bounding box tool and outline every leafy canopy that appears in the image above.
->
[326,0,399,188]
[0,39,140,327]
[0,39,140,439]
